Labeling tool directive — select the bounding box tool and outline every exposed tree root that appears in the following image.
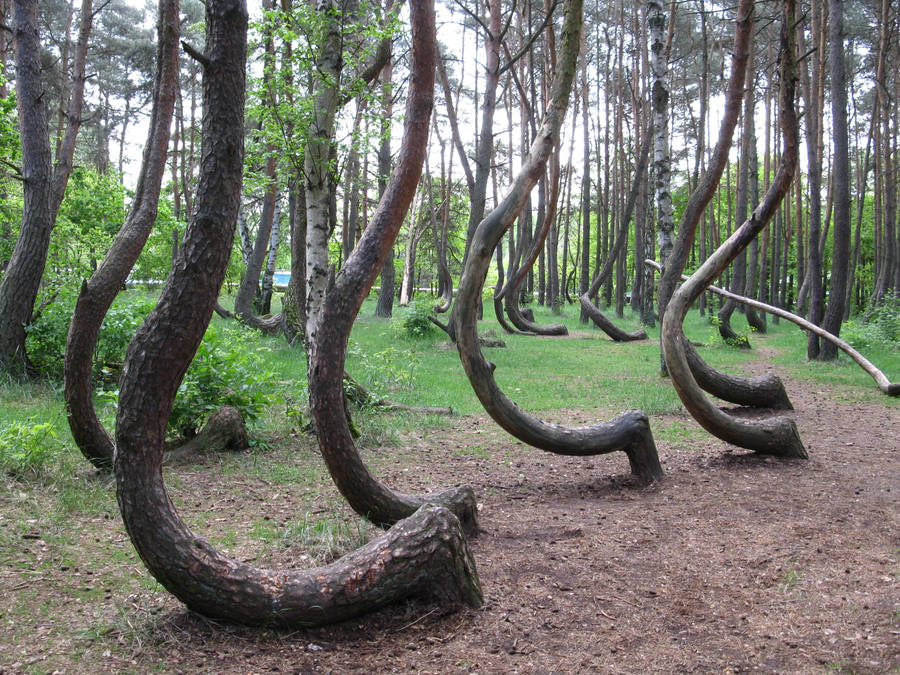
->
[164,405,248,464]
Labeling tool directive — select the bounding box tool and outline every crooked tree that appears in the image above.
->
[113,0,481,625]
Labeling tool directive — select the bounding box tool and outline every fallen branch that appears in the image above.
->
[646,259,899,396]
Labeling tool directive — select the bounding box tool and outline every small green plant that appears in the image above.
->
[26,289,155,382]
[393,297,437,339]
[347,339,418,399]
[169,324,275,439]
[779,568,802,593]
[0,419,62,478]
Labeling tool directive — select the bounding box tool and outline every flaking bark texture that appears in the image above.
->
[114,0,480,626]
[64,0,180,469]
[660,0,807,459]
[454,0,662,483]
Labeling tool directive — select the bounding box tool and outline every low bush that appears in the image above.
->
[26,289,155,383]
[393,298,437,339]
[0,419,62,478]
[844,292,900,351]
[169,324,276,440]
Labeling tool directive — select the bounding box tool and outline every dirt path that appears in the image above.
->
[2,360,898,673]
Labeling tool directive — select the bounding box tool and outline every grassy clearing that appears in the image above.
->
[1,294,898,670]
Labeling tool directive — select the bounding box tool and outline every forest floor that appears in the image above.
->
[2,343,898,674]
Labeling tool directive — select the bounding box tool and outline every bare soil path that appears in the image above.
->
[2,356,898,673]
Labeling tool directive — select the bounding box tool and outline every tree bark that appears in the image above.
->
[646,260,898,397]
[64,0,180,470]
[649,0,673,318]
[819,0,850,360]
[800,2,826,358]
[454,0,662,483]
[656,0,754,375]
[257,197,281,315]
[0,0,53,373]
[232,0,282,332]
[660,0,807,458]
[0,0,92,373]
[718,60,756,348]
[579,125,652,342]
[115,0,480,626]
[307,0,478,531]
[375,36,395,318]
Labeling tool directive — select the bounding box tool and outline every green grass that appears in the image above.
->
[1,292,899,671]
[3,294,898,488]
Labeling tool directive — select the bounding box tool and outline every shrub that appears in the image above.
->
[844,292,900,351]
[168,324,275,439]
[26,289,155,382]
[0,420,61,478]
[393,297,437,339]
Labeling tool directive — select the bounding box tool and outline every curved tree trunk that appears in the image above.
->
[306,0,478,531]
[497,140,567,337]
[454,0,662,483]
[646,259,899,397]
[645,261,793,410]
[233,0,282,333]
[579,125,652,342]
[64,0,180,469]
[656,0,754,375]
[718,58,755,348]
[660,0,807,459]
[115,0,481,626]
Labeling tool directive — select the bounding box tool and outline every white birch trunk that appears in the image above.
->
[304,9,345,348]
[649,0,673,268]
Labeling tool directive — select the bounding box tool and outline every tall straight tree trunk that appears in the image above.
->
[578,52,591,324]
[234,0,279,326]
[819,0,851,358]
[0,0,91,372]
[305,1,353,345]
[375,33,395,318]
[718,61,755,345]
[0,0,51,372]
[801,2,826,358]
[649,0,673,327]
[257,198,281,315]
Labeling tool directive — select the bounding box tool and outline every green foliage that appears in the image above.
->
[26,289,155,382]
[43,168,126,295]
[347,338,417,399]
[0,419,61,478]
[843,292,900,350]
[131,195,183,284]
[169,325,276,439]
[393,297,437,339]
